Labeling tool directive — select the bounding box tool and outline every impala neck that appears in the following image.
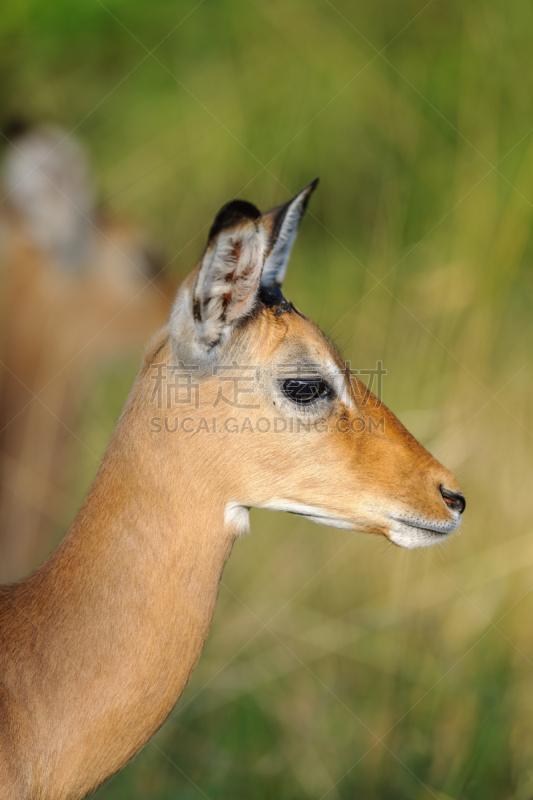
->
[6,346,237,799]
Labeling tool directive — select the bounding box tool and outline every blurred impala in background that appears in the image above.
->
[0,124,173,582]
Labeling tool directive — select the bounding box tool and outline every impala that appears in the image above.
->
[0,180,465,799]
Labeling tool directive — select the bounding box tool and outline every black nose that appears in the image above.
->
[440,485,466,514]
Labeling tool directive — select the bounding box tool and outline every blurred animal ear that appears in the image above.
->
[192,200,266,347]
[261,178,319,288]
[2,124,95,271]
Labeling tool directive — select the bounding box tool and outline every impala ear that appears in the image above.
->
[261,178,319,288]
[192,200,266,347]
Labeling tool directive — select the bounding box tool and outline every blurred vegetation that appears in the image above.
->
[2,0,533,797]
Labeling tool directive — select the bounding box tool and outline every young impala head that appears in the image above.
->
[162,180,465,548]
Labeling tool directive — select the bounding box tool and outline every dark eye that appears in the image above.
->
[281,379,332,405]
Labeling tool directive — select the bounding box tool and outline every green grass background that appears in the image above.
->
[2,0,533,797]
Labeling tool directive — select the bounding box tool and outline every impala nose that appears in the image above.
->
[440,485,466,514]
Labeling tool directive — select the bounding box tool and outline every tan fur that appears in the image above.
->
[0,195,463,799]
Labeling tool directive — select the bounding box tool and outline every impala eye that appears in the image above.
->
[281,379,332,405]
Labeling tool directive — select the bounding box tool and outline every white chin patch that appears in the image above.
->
[388,512,461,549]
[388,525,449,550]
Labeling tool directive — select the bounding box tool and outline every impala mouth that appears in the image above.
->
[257,500,462,546]
[387,513,461,550]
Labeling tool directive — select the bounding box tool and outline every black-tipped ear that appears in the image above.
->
[207,199,262,243]
[261,178,319,288]
[192,200,266,347]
